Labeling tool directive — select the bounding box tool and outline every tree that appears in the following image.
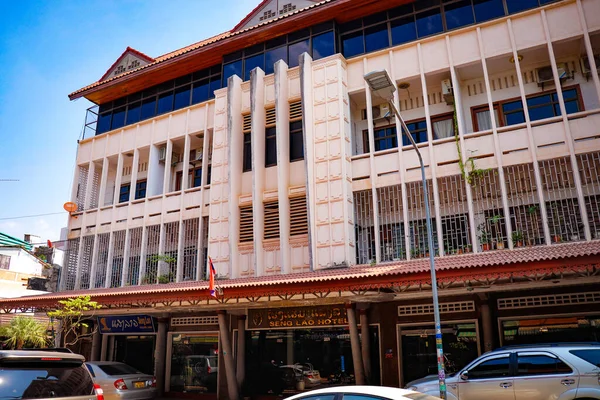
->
[0,315,48,349]
[47,295,102,347]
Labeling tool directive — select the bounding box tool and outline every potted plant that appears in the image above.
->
[478,223,492,251]
[464,244,472,253]
[527,205,540,244]
[488,215,504,249]
[512,230,524,247]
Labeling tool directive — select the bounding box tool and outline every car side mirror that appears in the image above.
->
[460,372,469,381]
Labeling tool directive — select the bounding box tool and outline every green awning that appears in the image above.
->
[0,232,32,251]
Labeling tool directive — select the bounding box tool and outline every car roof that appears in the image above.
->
[285,385,422,399]
[493,342,600,351]
[0,350,85,361]
[86,361,128,365]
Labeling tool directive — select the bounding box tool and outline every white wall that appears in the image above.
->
[0,248,43,276]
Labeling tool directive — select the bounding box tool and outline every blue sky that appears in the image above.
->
[0,0,258,243]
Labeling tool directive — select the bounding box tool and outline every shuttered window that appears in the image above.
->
[264,201,280,239]
[290,101,304,161]
[240,204,254,242]
[290,195,308,236]
[243,114,252,172]
[265,108,277,167]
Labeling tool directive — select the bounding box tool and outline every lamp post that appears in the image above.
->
[364,70,447,400]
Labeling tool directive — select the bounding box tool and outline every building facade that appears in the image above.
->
[2,0,600,398]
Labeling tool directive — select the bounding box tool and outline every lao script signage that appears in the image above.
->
[248,305,348,329]
[98,315,156,334]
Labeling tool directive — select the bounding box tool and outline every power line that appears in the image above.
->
[0,179,19,182]
[0,211,67,221]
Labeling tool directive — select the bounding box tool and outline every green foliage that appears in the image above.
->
[0,316,48,349]
[452,103,491,186]
[47,295,101,347]
[512,230,524,243]
[148,254,177,264]
[158,272,175,284]
[477,223,492,244]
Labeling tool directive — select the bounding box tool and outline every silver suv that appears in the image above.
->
[406,343,600,400]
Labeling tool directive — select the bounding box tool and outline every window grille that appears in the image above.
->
[182,218,199,281]
[264,201,280,240]
[89,167,101,210]
[144,225,161,284]
[126,227,143,286]
[539,157,584,243]
[577,152,600,239]
[354,190,376,264]
[243,114,252,133]
[163,221,179,283]
[110,230,126,288]
[200,216,209,280]
[0,255,10,270]
[504,163,544,246]
[406,180,437,258]
[79,235,94,289]
[76,165,89,211]
[290,101,302,121]
[498,292,600,310]
[62,238,80,291]
[290,196,308,236]
[471,169,507,251]
[398,301,475,316]
[171,316,219,326]
[240,205,254,243]
[438,174,472,254]
[377,185,406,261]
[94,233,110,288]
[266,107,276,127]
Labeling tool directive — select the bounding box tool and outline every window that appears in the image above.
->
[174,85,191,110]
[223,60,243,82]
[243,132,252,172]
[264,201,280,239]
[569,349,600,368]
[444,0,475,30]
[371,127,398,152]
[288,39,310,68]
[473,106,500,131]
[126,101,141,124]
[135,180,147,200]
[502,100,526,125]
[403,119,428,146]
[517,354,572,376]
[342,30,365,58]
[239,204,254,242]
[111,107,126,130]
[290,196,309,236]
[312,31,335,60]
[265,46,287,74]
[467,356,511,379]
[193,168,202,188]
[157,92,174,115]
[290,101,304,161]
[0,254,10,270]
[119,184,131,203]
[244,53,264,81]
[506,0,539,14]
[98,363,142,375]
[391,16,417,46]
[416,8,443,38]
[265,108,277,167]
[365,23,389,53]
[432,114,455,140]
[473,0,505,22]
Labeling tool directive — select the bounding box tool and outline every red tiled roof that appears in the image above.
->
[68,0,334,100]
[2,241,599,305]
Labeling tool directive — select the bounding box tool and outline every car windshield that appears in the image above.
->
[0,361,94,399]
[98,363,142,376]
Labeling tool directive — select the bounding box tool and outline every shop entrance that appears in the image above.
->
[113,335,155,375]
[167,332,219,395]
[398,322,480,386]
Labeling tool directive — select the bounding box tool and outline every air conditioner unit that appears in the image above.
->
[372,103,391,119]
[158,146,167,162]
[190,151,203,165]
[580,54,600,79]
[535,63,570,88]
[441,79,454,105]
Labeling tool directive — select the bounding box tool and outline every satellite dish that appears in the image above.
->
[63,202,78,213]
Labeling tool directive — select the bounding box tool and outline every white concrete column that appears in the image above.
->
[541,10,591,241]
[138,226,148,284]
[98,157,110,207]
[476,28,515,250]
[251,67,267,276]
[83,161,96,210]
[417,43,444,256]
[129,149,140,202]
[113,153,125,205]
[196,109,211,280]
[162,139,173,195]
[147,129,165,197]
[576,0,600,102]
[228,75,244,278]
[120,229,131,287]
[181,133,192,191]
[364,59,382,264]
[507,19,552,245]
[88,233,100,289]
[274,60,292,274]
[104,231,115,288]
[175,219,185,282]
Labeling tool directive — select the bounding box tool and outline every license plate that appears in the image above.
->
[134,381,145,389]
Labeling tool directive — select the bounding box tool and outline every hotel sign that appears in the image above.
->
[248,305,348,329]
[98,315,156,334]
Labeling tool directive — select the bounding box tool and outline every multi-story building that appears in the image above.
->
[2,0,600,398]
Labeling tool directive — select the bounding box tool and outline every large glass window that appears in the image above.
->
[506,0,539,14]
[126,102,141,125]
[391,16,417,46]
[473,0,505,22]
[364,23,389,53]
[265,126,277,167]
[119,184,131,203]
[169,332,219,394]
[97,112,112,134]
[313,31,335,60]
[223,60,243,82]
[403,119,428,146]
[364,127,398,152]
[416,8,443,38]
[174,86,191,110]
[342,30,365,58]
[290,120,304,161]
[135,180,147,200]
[444,0,475,30]
[140,97,157,120]
[502,100,526,126]
[111,107,126,130]
[265,46,288,74]
[243,132,252,172]
[157,92,174,115]
[289,39,310,68]
[245,53,265,81]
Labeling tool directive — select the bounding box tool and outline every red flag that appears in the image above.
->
[47,240,53,248]
[208,257,217,298]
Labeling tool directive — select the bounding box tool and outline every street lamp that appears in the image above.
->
[364,70,447,400]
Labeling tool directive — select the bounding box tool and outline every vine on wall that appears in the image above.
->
[452,99,490,186]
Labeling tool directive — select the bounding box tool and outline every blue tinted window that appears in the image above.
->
[126,102,141,124]
[503,100,524,112]
[97,112,112,134]
[111,107,126,130]
[174,86,191,110]
[506,0,539,14]
[223,60,243,82]
[342,31,365,58]
[157,92,174,115]
[391,16,417,45]
[289,39,310,68]
[402,120,428,146]
[444,0,475,30]
[119,184,130,203]
[374,127,398,151]
[265,46,287,74]
[312,31,335,60]
[192,81,209,104]
[245,53,264,81]
[473,0,505,22]
[135,181,147,200]
[416,8,443,38]
[365,23,390,53]
[564,100,579,114]
[141,98,156,120]
[503,100,526,125]
[193,168,202,188]
[209,78,222,98]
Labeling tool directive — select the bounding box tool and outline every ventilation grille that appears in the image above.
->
[264,201,280,240]
[240,204,254,243]
[290,196,308,236]
[398,301,475,316]
[171,316,219,326]
[243,114,252,133]
[498,292,600,310]
[266,108,276,127]
[290,101,302,121]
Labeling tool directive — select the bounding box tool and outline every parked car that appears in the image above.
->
[405,342,600,400]
[85,361,156,400]
[0,349,100,400]
[280,363,322,388]
[181,355,218,392]
[285,385,441,400]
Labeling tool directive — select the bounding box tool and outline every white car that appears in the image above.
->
[284,385,441,400]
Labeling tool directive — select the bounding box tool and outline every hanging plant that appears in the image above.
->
[452,101,491,186]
